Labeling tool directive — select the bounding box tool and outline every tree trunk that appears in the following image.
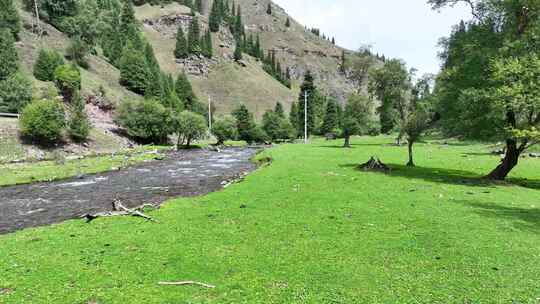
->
[485,139,522,180]
[407,141,415,167]
[186,137,191,149]
[343,135,351,148]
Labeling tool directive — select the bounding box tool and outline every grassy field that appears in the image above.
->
[0,136,539,303]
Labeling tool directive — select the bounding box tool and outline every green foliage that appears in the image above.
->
[143,43,162,98]
[34,49,66,82]
[341,94,375,147]
[115,99,173,143]
[266,3,271,14]
[68,92,91,142]
[212,117,238,145]
[174,110,207,148]
[0,0,21,39]
[0,29,18,81]
[233,42,243,61]
[368,59,411,134]
[321,98,340,135]
[285,17,290,27]
[209,0,221,32]
[66,37,90,69]
[262,109,295,142]
[174,26,188,59]
[201,30,213,58]
[19,99,66,144]
[0,73,33,113]
[187,15,201,55]
[289,101,299,138]
[175,72,197,110]
[274,102,285,118]
[232,104,257,143]
[296,71,317,137]
[54,64,81,103]
[119,46,149,95]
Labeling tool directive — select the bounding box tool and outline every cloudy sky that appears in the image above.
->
[272,0,471,75]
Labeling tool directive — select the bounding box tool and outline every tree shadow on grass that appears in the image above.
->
[340,163,540,190]
[455,200,540,234]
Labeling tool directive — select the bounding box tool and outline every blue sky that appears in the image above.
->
[272,0,471,75]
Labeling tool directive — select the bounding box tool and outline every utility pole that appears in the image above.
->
[304,90,308,144]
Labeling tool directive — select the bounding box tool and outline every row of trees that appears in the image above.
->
[175,16,213,59]
[429,0,540,180]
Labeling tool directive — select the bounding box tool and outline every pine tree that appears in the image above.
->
[68,91,91,142]
[34,49,66,82]
[340,50,346,73]
[188,15,201,55]
[234,42,243,61]
[144,43,162,98]
[274,102,285,118]
[289,101,299,138]
[297,71,317,136]
[175,71,196,110]
[174,26,189,59]
[321,98,339,134]
[233,5,244,36]
[120,0,139,43]
[332,37,335,45]
[202,30,213,58]
[194,0,202,12]
[209,0,221,32]
[0,0,21,39]
[0,29,18,81]
[119,44,149,95]
[285,17,291,28]
[266,3,272,15]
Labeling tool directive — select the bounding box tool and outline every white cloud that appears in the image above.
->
[272,0,471,75]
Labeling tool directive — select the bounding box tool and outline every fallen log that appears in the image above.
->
[158,281,216,289]
[82,200,158,223]
[357,157,391,173]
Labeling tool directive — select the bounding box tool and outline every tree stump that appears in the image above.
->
[357,157,391,173]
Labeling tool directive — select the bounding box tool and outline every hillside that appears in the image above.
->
[1,0,358,161]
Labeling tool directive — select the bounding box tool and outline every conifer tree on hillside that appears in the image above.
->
[202,29,213,58]
[209,0,221,32]
[188,15,201,55]
[0,0,21,39]
[34,49,66,82]
[119,44,150,95]
[174,26,189,59]
[144,43,162,98]
[233,5,244,37]
[120,0,139,43]
[194,0,203,13]
[274,102,285,118]
[234,42,243,61]
[266,3,272,15]
[285,17,290,28]
[0,29,18,81]
[175,72,197,110]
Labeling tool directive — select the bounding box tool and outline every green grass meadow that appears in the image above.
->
[0,136,539,303]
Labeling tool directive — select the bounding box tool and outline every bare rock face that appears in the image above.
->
[176,55,218,77]
[143,14,193,38]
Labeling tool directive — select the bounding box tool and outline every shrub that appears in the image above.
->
[54,64,81,103]
[20,99,66,144]
[68,92,91,142]
[115,99,173,143]
[174,110,207,148]
[212,117,237,145]
[0,73,32,113]
[248,125,269,144]
[34,49,65,81]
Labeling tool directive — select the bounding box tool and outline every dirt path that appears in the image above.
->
[0,148,259,234]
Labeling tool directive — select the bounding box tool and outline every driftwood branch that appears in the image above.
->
[158,281,216,289]
[82,200,159,223]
